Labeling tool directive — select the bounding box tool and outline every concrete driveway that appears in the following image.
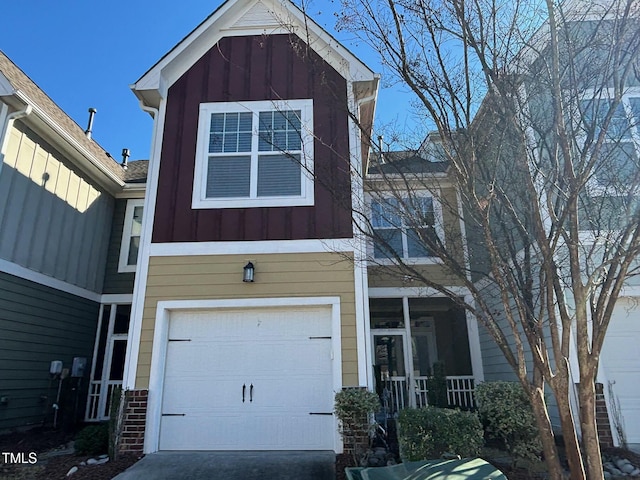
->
[112,451,336,480]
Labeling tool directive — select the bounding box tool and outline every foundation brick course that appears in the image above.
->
[118,389,148,454]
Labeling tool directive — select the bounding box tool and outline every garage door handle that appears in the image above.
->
[309,412,333,415]
[250,384,253,402]
[242,384,246,403]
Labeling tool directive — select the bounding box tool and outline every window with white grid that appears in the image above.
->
[193,99,314,209]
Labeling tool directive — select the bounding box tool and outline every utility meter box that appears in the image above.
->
[49,360,63,375]
[71,357,87,378]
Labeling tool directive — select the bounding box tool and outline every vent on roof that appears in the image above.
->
[121,148,130,170]
[85,107,97,139]
[378,135,386,164]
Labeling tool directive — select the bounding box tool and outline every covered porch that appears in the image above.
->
[369,297,480,414]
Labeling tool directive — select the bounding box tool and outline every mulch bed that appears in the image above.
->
[0,428,141,480]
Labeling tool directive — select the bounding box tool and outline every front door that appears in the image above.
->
[372,331,411,413]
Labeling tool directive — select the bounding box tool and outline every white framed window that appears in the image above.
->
[192,99,314,209]
[369,194,444,262]
[118,199,144,273]
[579,89,640,196]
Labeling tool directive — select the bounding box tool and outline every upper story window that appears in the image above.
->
[370,195,441,261]
[580,91,640,195]
[118,199,144,273]
[193,99,314,209]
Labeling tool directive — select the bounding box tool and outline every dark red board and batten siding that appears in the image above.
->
[153,34,353,243]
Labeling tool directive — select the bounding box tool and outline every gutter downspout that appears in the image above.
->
[122,98,159,393]
[0,102,33,174]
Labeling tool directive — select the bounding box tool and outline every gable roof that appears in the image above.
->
[123,159,149,183]
[131,0,377,108]
[368,151,450,175]
[0,51,126,191]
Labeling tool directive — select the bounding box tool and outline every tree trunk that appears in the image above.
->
[551,375,586,480]
[579,379,605,480]
[528,387,567,480]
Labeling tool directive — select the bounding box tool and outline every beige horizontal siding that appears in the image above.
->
[136,251,358,388]
[368,263,466,288]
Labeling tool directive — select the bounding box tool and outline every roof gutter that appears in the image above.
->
[11,89,125,190]
[0,102,33,159]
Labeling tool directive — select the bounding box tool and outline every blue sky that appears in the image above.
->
[1,0,420,162]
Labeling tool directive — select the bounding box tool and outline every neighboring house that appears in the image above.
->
[364,145,483,414]
[469,7,640,448]
[0,51,146,432]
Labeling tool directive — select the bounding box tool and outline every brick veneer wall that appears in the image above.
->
[595,383,614,448]
[118,389,148,454]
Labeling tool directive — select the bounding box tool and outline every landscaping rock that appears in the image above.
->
[66,466,78,477]
[622,463,636,474]
[95,457,110,465]
[86,457,99,465]
[608,466,624,476]
[617,459,632,469]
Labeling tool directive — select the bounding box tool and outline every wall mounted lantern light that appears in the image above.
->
[243,262,255,283]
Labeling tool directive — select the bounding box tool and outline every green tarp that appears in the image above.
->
[345,458,507,480]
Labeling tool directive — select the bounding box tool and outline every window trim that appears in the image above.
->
[578,87,640,197]
[367,192,445,265]
[192,99,315,209]
[118,199,144,273]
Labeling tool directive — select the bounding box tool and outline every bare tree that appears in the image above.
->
[329,0,640,479]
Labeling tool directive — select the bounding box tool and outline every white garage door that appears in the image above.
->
[159,306,335,450]
[601,297,640,444]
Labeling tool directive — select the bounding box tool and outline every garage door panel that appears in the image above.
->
[162,378,241,411]
[250,373,333,408]
[247,341,331,376]
[159,306,336,451]
[601,298,640,443]
[164,343,249,374]
[159,414,246,450]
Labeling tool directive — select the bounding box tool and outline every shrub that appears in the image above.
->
[334,388,381,465]
[75,423,109,455]
[475,381,542,464]
[398,406,483,461]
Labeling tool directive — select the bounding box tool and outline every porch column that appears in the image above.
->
[464,294,485,386]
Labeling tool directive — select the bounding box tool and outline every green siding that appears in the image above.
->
[0,271,99,431]
[102,198,136,294]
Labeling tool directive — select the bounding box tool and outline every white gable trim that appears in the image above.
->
[0,258,101,302]
[133,0,375,101]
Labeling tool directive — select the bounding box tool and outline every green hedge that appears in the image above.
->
[398,406,483,461]
[475,381,542,462]
[75,423,109,455]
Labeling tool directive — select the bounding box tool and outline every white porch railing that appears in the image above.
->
[446,376,475,409]
[85,380,122,421]
[382,375,475,413]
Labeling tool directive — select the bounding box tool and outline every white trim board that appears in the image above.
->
[0,258,101,302]
[118,199,145,273]
[368,286,471,298]
[122,99,165,391]
[148,238,357,256]
[100,294,134,304]
[144,296,343,454]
